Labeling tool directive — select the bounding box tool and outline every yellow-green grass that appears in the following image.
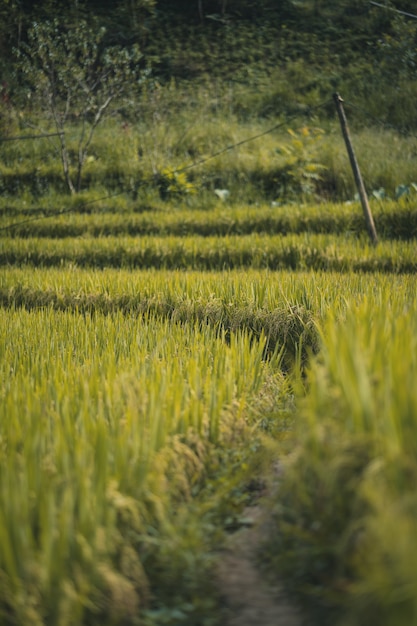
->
[0,305,286,625]
[1,268,415,351]
[2,265,417,625]
[2,200,416,240]
[2,266,414,305]
[265,286,417,626]
[0,267,322,372]
[1,232,416,273]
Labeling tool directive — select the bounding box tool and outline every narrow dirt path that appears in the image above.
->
[216,504,303,626]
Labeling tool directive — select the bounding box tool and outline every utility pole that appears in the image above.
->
[333,92,378,246]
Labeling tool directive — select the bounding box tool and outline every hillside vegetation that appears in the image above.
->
[1,0,417,201]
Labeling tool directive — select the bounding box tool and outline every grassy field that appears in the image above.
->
[1,304,285,625]
[1,171,417,626]
[2,200,417,239]
[2,1,417,621]
[1,43,417,622]
[265,287,417,626]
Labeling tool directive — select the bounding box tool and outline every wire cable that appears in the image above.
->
[369,1,417,20]
[176,99,331,174]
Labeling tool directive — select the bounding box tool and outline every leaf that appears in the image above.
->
[214,189,230,201]
[395,184,409,199]
[372,188,387,200]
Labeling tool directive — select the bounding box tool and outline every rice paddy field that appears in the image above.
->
[1,195,417,626]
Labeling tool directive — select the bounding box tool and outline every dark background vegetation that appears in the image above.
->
[1,0,417,118]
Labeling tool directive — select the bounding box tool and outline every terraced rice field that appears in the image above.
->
[1,197,417,625]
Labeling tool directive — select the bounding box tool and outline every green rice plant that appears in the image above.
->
[1,232,416,273]
[1,263,416,623]
[2,267,416,320]
[2,198,416,240]
[264,286,417,626]
[0,306,281,624]
[2,268,416,378]
[0,269,320,370]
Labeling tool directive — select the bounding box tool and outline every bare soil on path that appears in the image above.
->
[216,504,304,626]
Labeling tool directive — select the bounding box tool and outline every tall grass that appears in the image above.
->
[264,286,417,626]
[2,262,417,624]
[2,266,416,328]
[1,80,417,203]
[0,306,284,624]
[2,11,416,623]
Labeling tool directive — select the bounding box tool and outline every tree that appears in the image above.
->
[17,18,149,193]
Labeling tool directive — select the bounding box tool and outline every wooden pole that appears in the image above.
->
[333,92,378,246]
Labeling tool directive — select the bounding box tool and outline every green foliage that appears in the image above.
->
[16,18,148,193]
[395,181,417,199]
[273,126,327,202]
[3,110,417,204]
[264,429,374,621]
[0,0,21,67]
[154,167,197,198]
[376,16,417,82]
